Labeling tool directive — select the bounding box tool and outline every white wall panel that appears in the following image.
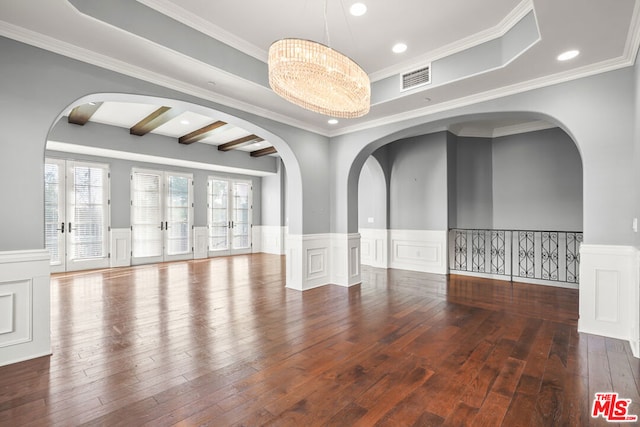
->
[193,226,208,259]
[110,228,131,267]
[360,229,388,269]
[579,245,637,354]
[258,226,286,255]
[389,230,447,274]
[0,250,51,367]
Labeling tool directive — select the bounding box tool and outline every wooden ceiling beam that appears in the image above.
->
[218,134,263,151]
[179,120,227,145]
[130,106,180,136]
[68,102,102,125]
[250,146,277,157]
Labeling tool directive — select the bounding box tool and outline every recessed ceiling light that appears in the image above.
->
[557,50,579,61]
[350,3,367,16]
[180,119,190,125]
[328,119,339,125]
[253,142,262,147]
[88,101,97,106]
[392,43,407,54]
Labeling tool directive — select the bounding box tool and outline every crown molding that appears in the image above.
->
[450,120,556,138]
[368,0,534,82]
[0,20,326,136]
[137,0,268,62]
[331,50,639,138]
[2,0,640,142]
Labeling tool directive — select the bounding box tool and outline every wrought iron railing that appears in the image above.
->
[449,229,583,285]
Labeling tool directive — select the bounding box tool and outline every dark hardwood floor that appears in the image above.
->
[0,254,638,426]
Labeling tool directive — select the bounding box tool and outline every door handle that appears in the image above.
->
[60,222,65,233]
[160,222,164,231]
[165,221,168,230]
[68,222,72,233]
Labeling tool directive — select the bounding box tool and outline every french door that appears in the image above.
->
[44,159,111,272]
[207,177,252,256]
[131,169,193,264]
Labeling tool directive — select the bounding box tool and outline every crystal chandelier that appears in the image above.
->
[267,3,370,119]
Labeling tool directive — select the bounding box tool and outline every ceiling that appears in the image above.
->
[66,101,278,157]
[1,0,639,137]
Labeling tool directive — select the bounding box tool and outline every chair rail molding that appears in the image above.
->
[0,249,51,367]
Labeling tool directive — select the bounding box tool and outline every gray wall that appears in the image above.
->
[388,132,449,230]
[0,36,332,252]
[455,135,494,229]
[332,65,635,246]
[357,156,387,229]
[361,128,582,233]
[492,128,582,231]
[261,159,285,227]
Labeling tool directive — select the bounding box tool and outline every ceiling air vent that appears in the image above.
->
[400,65,431,91]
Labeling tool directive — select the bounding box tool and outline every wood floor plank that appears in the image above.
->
[0,255,631,426]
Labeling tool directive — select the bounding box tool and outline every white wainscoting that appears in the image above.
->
[256,226,286,255]
[110,228,131,268]
[579,244,639,357]
[360,228,388,269]
[331,233,361,287]
[0,250,51,367]
[389,229,448,274]
[286,233,361,291]
[193,226,208,259]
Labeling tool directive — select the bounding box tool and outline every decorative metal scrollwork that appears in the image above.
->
[541,232,559,280]
[472,230,486,272]
[490,230,505,274]
[454,230,467,271]
[518,231,535,278]
[450,229,582,285]
[566,232,582,283]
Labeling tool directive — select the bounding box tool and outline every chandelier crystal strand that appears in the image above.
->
[268,39,370,118]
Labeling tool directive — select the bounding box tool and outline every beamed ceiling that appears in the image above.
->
[67,102,278,157]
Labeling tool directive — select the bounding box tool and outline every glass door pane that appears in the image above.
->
[208,179,229,253]
[232,182,251,250]
[131,171,163,260]
[66,161,110,271]
[44,159,65,270]
[165,174,192,257]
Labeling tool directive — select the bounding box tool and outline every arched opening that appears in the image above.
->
[43,93,300,272]
[351,114,583,287]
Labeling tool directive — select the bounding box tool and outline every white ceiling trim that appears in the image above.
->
[46,140,276,177]
[492,120,556,138]
[450,120,556,138]
[0,20,326,135]
[137,0,268,62]
[2,0,640,141]
[372,28,541,107]
[368,0,534,82]
[332,53,639,137]
[139,0,534,84]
